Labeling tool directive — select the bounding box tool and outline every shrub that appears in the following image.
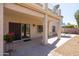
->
[4,32,15,43]
[63,25,75,28]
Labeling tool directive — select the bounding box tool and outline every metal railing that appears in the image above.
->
[35,3,43,7]
[35,3,61,16]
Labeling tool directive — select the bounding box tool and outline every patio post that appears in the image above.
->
[57,16,63,39]
[58,21,61,39]
[42,3,48,45]
[0,3,3,56]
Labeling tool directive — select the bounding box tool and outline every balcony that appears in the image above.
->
[35,3,62,18]
[47,8,61,17]
[16,3,62,19]
[35,3,43,7]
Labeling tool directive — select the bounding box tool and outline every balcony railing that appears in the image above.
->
[35,3,43,7]
[48,8,61,16]
[35,3,61,16]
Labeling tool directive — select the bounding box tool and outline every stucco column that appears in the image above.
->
[57,19,62,39]
[0,3,3,56]
[42,3,48,45]
[57,22,61,39]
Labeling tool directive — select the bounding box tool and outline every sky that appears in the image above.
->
[49,3,79,25]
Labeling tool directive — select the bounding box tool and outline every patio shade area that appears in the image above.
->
[51,35,79,56]
[6,34,76,56]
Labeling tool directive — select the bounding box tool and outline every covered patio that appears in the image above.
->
[7,33,76,56]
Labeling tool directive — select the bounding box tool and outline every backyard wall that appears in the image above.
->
[62,28,79,34]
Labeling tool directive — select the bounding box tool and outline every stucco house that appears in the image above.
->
[3,3,62,45]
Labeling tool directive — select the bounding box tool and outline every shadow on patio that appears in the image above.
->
[11,37,60,56]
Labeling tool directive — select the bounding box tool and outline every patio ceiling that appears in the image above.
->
[4,8,59,23]
[4,8,43,21]
[4,3,62,22]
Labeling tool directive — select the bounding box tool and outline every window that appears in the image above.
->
[52,26,56,32]
[37,25,43,33]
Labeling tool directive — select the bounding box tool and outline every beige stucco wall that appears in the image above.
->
[4,12,60,39]
[48,18,59,36]
[0,3,3,56]
[4,13,60,40]
[4,13,43,39]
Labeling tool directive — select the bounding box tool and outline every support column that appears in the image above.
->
[57,18,62,39]
[57,21,61,39]
[0,3,3,56]
[42,3,48,45]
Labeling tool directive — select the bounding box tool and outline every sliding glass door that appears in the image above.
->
[9,22,30,41]
[9,22,21,40]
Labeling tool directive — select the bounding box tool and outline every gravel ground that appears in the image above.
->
[49,35,79,56]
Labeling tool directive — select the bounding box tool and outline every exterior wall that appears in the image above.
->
[48,19,59,37]
[4,15,43,39]
[4,12,60,40]
[4,12,61,40]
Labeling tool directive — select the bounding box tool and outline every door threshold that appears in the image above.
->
[22,38,31,42]
[23,39,31,42]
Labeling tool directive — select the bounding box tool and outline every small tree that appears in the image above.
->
[74,10,79,27]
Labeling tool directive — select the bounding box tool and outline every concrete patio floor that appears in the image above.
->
[11,33,77,56]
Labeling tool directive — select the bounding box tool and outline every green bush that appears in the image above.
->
[4,32,15,43]
[63,25,75,28]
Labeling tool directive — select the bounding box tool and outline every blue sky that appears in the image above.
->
[60,3,79,25]
[49,3,79,25]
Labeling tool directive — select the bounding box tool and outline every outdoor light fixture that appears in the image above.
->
[33,24,35,27]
